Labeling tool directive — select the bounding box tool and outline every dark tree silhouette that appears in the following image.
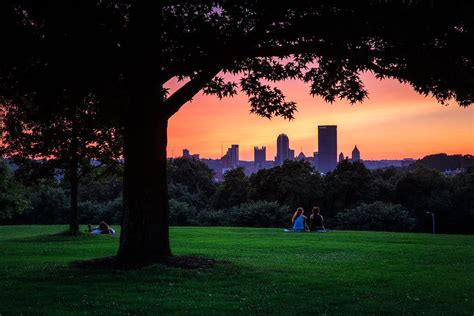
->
[1,1,473,263]
[1,96,122,235]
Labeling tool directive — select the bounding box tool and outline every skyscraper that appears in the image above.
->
[318,125,337,173]
[221,144,239,168]
[182,149,190,158]
[229,144,239,167]
[313,152,319,170]
[352,145,361,161]
[288,149,295,161]
[339,152,345,163]
[275,133,289,165]
[254,146,266,166]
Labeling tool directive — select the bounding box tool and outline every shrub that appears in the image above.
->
[225,201,291,227]
[0,161,30,223]
[169,199,201,226]
[79,198,123,225]
[335,201,415,232]
[25,184,68,224]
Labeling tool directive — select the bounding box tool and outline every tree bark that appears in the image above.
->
[117,87,171,264]
[69,143,79,236]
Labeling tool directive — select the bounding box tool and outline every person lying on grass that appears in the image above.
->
[291,207,309,232]
[310,207,326,232]
[87,221,116,235]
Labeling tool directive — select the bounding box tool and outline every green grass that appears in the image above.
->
[0,226,473,315]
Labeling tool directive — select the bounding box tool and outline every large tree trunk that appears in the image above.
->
[69,152,79,235]
[117,90,171,264]
[69,111,80,236]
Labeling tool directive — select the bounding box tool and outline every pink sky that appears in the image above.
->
[166,73,474,161]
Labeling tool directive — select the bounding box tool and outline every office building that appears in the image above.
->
[275,134,289,165]
[318,125,337,173]
[254,146,266,166]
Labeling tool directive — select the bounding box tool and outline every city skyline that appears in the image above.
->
[167,72,474,161]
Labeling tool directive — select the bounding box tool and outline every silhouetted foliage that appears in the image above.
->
[335,202,416,232]
[0,160,29,222]
[408,153,474,172]
[249,160,323,210]
[1,98,122,234]
[24,182,68,225]
[213,167,250,209]
[322,160,375,218]
[168,158,216,208]
[395,166,452,231]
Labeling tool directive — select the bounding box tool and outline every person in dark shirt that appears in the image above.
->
[310,207,325,231]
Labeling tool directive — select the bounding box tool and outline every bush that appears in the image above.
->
[335,202,415,232]
[224,201,291,227]
[169,200,291,228]
[0,161,30,223]
[79,198,123,225]
[169,199,201,226]
[25,184,69,224]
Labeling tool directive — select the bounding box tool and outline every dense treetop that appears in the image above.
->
[1,1,473,123]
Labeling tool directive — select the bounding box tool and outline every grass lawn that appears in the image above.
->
[0,226,473,314]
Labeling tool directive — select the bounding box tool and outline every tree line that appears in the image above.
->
[2,158,473,234]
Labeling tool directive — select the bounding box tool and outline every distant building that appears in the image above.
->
[401,158,415,167]
[313,152,319,170]
[182,149,190,158]
[339,152,344,163]
[318,125,337,173]
[221,144,239,168]
[275,134,289,165]
[296,152,306,160]
[352,145,361,161]
[288,149,295,161]
[230,144,239,166]
[254,146,266,167]
[182,149,199,160]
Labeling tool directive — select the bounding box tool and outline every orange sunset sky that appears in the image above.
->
[167,72,474,161]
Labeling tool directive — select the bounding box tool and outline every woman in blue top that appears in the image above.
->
[291,207,309,232]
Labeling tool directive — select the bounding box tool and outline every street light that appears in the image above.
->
[426,211,435,235]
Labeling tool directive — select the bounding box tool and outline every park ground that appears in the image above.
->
[0,226,473,314]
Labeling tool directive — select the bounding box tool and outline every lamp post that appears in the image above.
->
[426,211,435,235]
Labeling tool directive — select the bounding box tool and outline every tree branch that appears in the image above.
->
[164,66,221,118]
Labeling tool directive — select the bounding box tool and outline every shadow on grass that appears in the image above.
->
[71,255,225,271]
[11,230,115,243]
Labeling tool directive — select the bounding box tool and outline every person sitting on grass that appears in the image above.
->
[310,207,326,231]
[87,221,116,235]
[291,207,309,232]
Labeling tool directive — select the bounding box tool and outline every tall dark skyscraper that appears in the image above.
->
[229,144,239,167]
[318,125,337,173]
[254,146,266,166]
[275,133,289,165]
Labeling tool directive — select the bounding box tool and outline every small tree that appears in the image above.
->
[213,168,250,209]
[1,97,122,235]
